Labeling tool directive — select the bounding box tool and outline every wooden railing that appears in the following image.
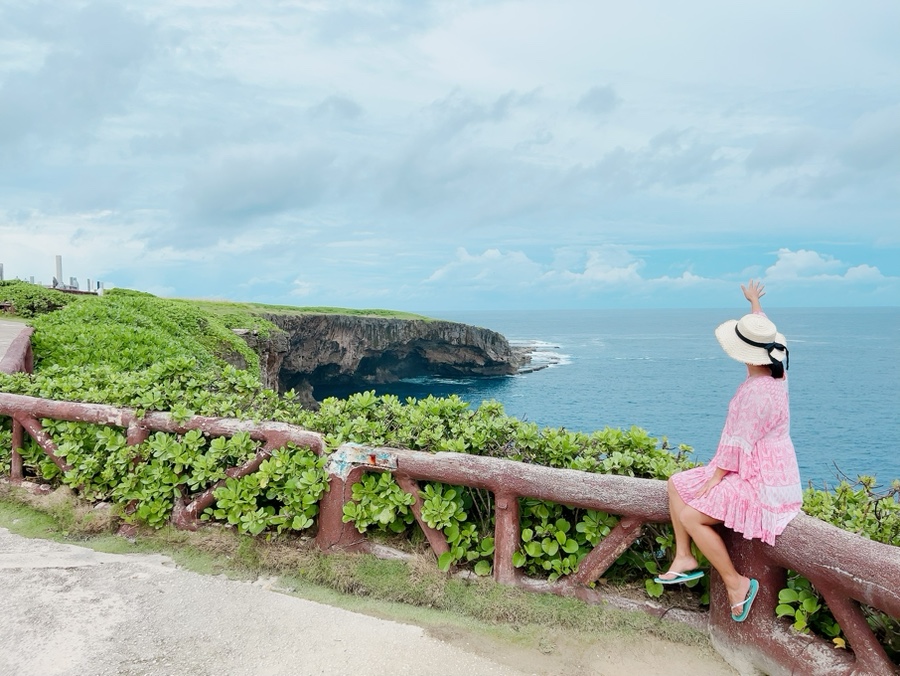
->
[317,443,899,676]
[0,325,34,375]
[1,393,897,675]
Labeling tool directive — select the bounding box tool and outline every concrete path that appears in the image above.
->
[0,527,527,676]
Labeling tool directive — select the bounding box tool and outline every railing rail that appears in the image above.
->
[319,443,899,676]
[0,325,34,375]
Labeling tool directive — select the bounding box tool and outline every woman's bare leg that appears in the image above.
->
[680,505,751,609]
[660,478,700,576]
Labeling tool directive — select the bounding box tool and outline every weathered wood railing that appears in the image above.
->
[1,392,897,675]
[0,325,34,375]
[319,443,899,676]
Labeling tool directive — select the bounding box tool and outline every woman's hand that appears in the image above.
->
[696,467,727,498]
[741,279,765,314]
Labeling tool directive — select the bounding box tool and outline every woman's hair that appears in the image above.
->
[768,361,785,379]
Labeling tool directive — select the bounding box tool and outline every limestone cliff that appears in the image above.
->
[234,313,526,408]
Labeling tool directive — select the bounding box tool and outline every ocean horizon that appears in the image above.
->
[323,307,900,489]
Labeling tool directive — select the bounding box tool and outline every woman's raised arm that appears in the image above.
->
[741,279,766,314]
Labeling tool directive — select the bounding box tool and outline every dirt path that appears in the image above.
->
[0,528,737,675]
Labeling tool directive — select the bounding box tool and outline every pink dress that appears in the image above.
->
[671,375,803,546]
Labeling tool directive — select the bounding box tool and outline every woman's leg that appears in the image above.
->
[661,478,700,575]
[679,505,751,609]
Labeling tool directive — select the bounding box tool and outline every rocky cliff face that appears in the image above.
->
[244,313,523,408]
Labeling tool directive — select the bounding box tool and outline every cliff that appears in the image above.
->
[235,313,527,408]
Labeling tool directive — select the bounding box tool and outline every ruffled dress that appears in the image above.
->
[671,374,803,546]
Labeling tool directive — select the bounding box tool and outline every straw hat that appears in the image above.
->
[715,313,789,368]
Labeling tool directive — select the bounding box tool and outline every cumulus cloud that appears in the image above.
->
[427,246,717,298]
[425,248,543,288]
[765,248,892,283]
[548,246,644,286]
[290,280,317,297]
[765,249,844,279]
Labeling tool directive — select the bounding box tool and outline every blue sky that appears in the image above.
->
[1,1,898,311]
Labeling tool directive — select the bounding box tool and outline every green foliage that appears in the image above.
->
[202,444,329,535]
[0,280,72,317]
[516,501,595,581]
[802,477,900,546]
[775,574,837,637]
[342,472,416,534]
[0,426,11,475]
[420,483,493,574]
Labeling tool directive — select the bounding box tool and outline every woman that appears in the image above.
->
[655,280,802,622]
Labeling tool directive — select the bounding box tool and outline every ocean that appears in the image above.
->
[339,307,900,488]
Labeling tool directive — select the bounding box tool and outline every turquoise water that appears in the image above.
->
[342,308,900,488]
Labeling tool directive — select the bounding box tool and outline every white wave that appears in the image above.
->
[510,339,560,349]
[400,376,475,386]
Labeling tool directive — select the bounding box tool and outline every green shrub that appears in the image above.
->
[30,292,261,375]
[0,280,72,317]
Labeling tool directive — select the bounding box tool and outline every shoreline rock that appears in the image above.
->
[234,313,535,408]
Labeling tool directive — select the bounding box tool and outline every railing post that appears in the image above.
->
[394,474,450,561]
[492,491,520,584]
[818,588,896,673]
[316,466,368,553]
[126,420,149,448]
[10,418,24,482]
[15,415,72,472]
[569,516,643,587]
[708,533,862,676]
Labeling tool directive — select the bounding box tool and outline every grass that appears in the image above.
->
[185,297,433,321]
[0,482,712,657]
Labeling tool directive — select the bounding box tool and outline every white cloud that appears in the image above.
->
[548,246,644,287]
[765,248,893,283]
[290,280,317,298]
[0,209,146,284]
[844,264,883,282]
[426,248,542,288]
[765,249,844,279]
[0,1,897,310]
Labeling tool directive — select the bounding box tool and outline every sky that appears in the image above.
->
[0,1,898,312]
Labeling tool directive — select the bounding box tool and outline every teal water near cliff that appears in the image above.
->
[335,307,900,488]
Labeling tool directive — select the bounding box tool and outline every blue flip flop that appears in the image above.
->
[653,570,705,584]
[731,578,760,622]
